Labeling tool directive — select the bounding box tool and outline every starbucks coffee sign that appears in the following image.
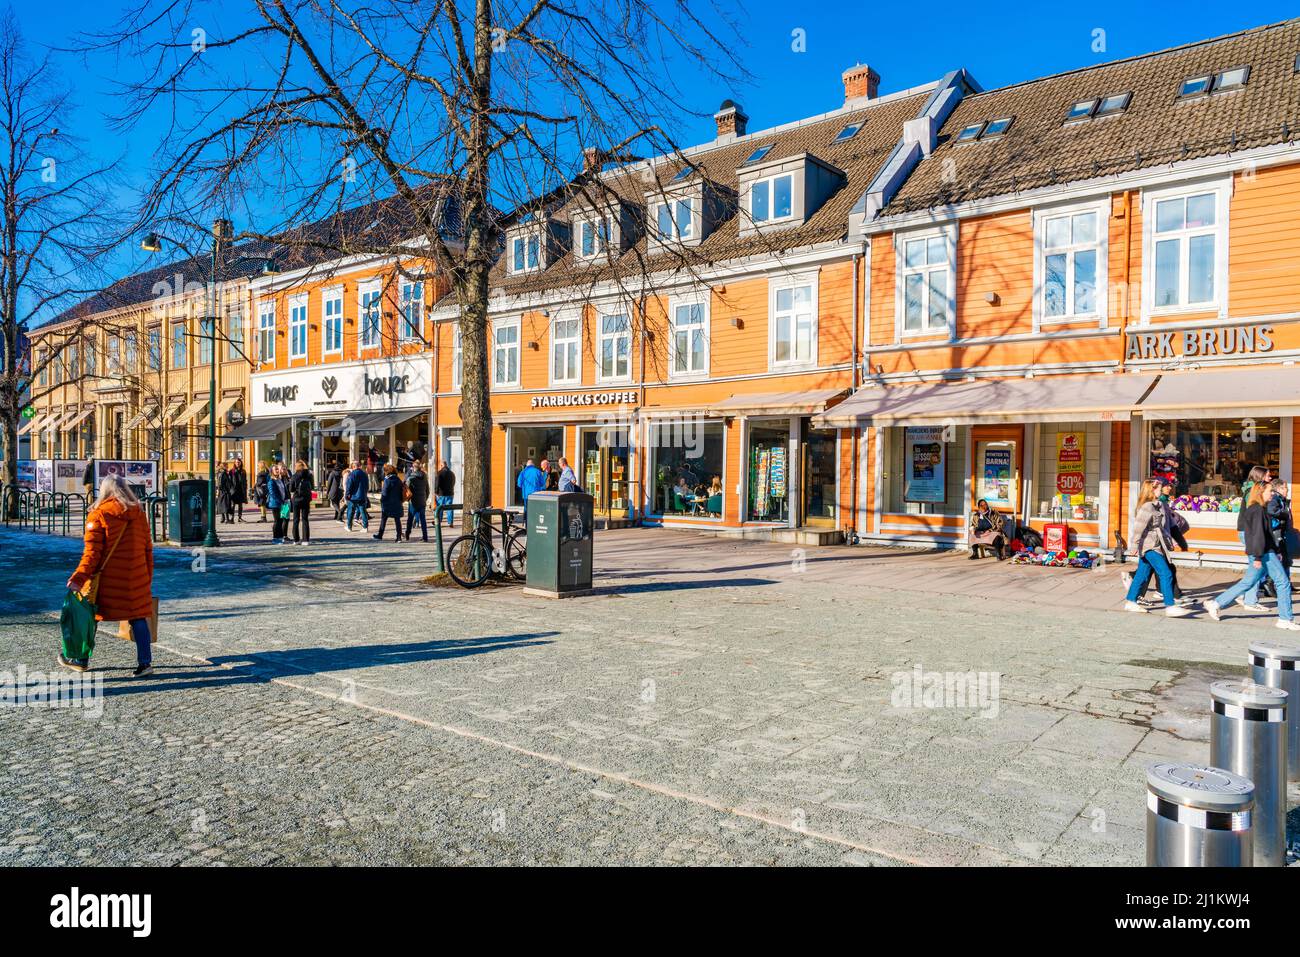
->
[1125,324,1274,361]
[530,390,638,409]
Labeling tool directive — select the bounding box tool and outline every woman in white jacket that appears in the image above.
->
[1123,479,1192,617]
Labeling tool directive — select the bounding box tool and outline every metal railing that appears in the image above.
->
[0,484,88,537]
[432,502,463,573]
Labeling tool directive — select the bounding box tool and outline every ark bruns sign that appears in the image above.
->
[1125,324,1274,361]
[530,390,638,409]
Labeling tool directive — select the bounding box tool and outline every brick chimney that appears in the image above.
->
[714,100,748,142]
[843,64,880,103]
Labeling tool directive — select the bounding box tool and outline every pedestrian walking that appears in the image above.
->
[61,474,156,677]
[267,463,290,544]
[1204,480,1300,630]
[216,462,235,524]
[374,464,405,541]
[434,458,456,527]
[288,459,314,545]
[1234,465,1273,609]
[231,458,249,521]
[344,459,371,531]
[1126,482,1189,602]
[517,457,544,522]
[324,461,344,521]
[558,456,579,493]
[1123,478,1191,617]
[253,462,271,522]
[404,461,430,542]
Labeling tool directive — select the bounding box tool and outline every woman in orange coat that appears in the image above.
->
[62,474,156,676]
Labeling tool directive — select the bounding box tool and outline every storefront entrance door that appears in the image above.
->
[580,428,630,519]
[971,425,1024,517]
[800,423,838,528]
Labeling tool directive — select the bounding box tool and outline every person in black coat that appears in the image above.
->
[253,462,271,521]
[435,459,457,527]
[230,459,249,521]
[374,464,406,541]
[1204,481,1299,629]
[324,463,344,521]
[287,460,315,545]
[404,462,431,542]
[216,463,235,524]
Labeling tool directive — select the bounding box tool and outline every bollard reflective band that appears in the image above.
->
[1147,793,1252,831]
[1212,700,1286,722]
[1249,655,1297,671]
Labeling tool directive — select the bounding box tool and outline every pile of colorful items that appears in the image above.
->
[1169,494,1243,513]
[1008,544,1096,569]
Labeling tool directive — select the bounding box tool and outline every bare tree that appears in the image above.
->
[86,0,745,518]
[0,10,119,515]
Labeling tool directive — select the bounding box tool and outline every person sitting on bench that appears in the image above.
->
[968,499,1006,560]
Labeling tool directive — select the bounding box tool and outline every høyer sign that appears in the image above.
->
[1125,324,1273,361]
[530,390,637,409]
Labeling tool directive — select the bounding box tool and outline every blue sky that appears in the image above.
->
[12,1,1300,283]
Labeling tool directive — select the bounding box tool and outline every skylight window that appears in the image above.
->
[1067,99,1098,120]
[671,165,695,182]
[1179,66,1250,100]
[1095,91,1132,116]
[834,123,862,142]
[1215,66,1249,90]
[742,145,773,166]
[1179,74,1212,98]
[954,122,985,143]
[982,116,1014,137]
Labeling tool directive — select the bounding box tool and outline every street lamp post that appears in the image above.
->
[141,220,278,548]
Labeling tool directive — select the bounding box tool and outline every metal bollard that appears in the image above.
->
[1209,679,1288,866]
[1146,763,1254,866]
[1249,639,1300,782]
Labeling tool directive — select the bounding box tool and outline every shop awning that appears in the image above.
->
[153,399,186,426]
[222,414,296,441]
[1138,366,1300,418]
[712,388,847,417]
[813,373,1159,428]
[312,418,358,436]
[17,412,50,436]
[196,395,241,427]
[60,407,95,431]
[171,397,210,427]
[41,410,74,432]
[349,409,424,434]
[123,407,156,430]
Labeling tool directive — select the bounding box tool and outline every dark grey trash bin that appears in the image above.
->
[1146,763,1254,867]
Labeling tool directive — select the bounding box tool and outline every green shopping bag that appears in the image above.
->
[279,503,291,519]
[60,589,98,662]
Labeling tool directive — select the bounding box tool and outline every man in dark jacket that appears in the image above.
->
[405,462,431,542]
[435,459,456,527]
[344,460,370,531]
[324,462,344,521]
[230,459,249,521]
[374,464,405,541]
[287,460,315,545]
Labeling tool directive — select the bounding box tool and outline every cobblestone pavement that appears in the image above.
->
[2,515,1297,866]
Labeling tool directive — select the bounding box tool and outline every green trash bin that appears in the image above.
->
[167,479,210,546]
[523,491,594,598]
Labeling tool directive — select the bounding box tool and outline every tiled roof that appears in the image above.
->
[884,17,1300,215]
[476,89,932,302]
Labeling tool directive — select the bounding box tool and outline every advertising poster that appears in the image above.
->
[95,459,159,496]
[979,445,1014,508]
[1055,432,1086,504]
[55,460,89,496]
[904,426,946,503]
[15,460,35,489]
[34,460,54,494]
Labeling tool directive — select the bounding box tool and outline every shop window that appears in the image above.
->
[1147,417,1281,516]
[289,296,308,359]
[1144,183,1226,315]
[493,321,519,387]
[258,303,276,362]
[650,420,724,518]
[170,426,187,461]
[359,285,382,348]
[1031,423,1102,521]
[1036,203,1105,323]
[898,229,954,335]
[883,425,968,515]
[323,290,343,355]
[598,312,630,382]
[770,276,816,367]
[551,315,580,385]
[670,298,708,377]
[746,422,790,522]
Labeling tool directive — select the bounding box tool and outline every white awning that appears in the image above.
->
[1138,366,1300,418]
[18,412,49,436]
[41,409,75,432]
[153,400,186,427]
[124,407,156,430]
[813,374,1159,428]
[711,389,847,417]
[60,407,95,431]
[171,397,210,427]
[196,394,241,427]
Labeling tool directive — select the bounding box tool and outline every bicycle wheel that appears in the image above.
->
[504,531,527,581]
[446,535,492,588]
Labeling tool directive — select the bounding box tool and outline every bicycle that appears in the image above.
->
[445,507,527,588]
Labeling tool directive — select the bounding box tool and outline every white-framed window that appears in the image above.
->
[289,294,308,359]
[597,310,631,382]
[170,321,187,369]
[84,336,97,377]
[577,216,612,259]
[107,335,122,375]
[451,323,462,390]
[322,287,343,355]
[359,281,382,349]
[400,279,423,341]
[669,294,709,377]
[896,226,956,337]
[550,313,581,385]
[749,172,794,224]
[493,319,520,388]
[1033,200,1107,325]
[1142,180,1229,318]
[257,301,276,363]
[223,308,242,361]
[123,331,137,372]
[769,273,818,367]
[146,327,161,370]
[654,198,694,242]
[510,232,542,273]
[198,317,214,365]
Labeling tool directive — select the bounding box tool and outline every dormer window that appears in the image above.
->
[742,145,773,166]
[655,199,694,242]
[578,216,612,259]
[750,173,793,224]
[510,231,542,274]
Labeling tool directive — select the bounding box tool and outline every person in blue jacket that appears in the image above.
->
[266,463,291,545]
[374,463,406,541]
[344,459,371,531]
[516,457,545,522]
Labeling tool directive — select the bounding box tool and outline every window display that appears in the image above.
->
[746,423,789,522]
[651,420,723,517]
[1033,422,1101,520]
[884,425,967,515]
[1147,417,1280,514]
